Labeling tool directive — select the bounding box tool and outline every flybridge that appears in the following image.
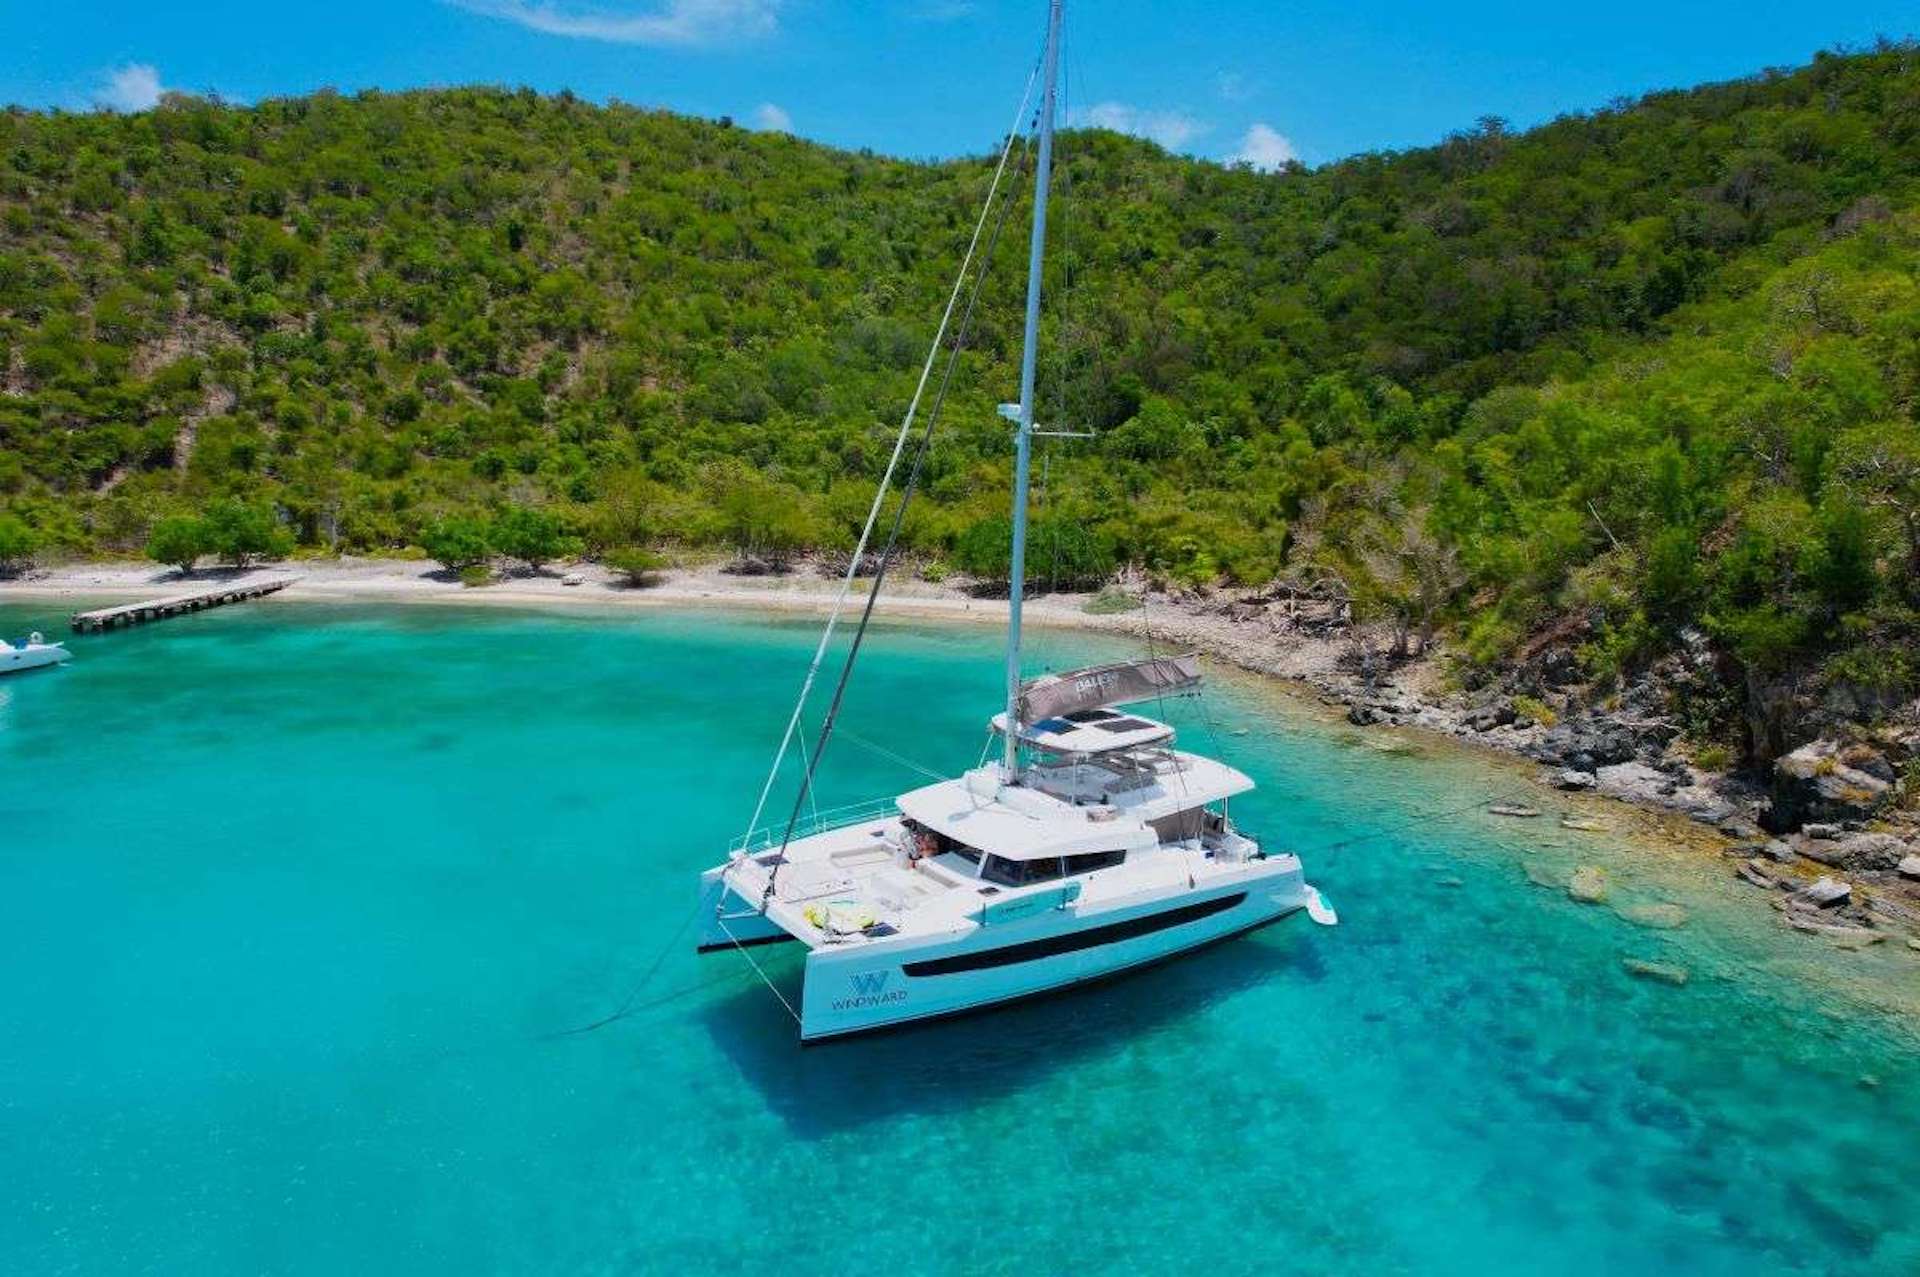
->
[990,706,1176,755]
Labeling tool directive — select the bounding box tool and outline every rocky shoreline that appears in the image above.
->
[1151,584,1920,955]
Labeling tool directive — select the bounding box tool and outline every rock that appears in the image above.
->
[1797,876,1852,909]
[1526,720,1643,769]
[1622,958,1690,986]
[1718,817,1762,840]
[1568,865,1610,904]
[1593,762,1672,804]
[1803,823,1841,840]
[1560,817,1609,832]
[1758,839,1798,863]
[1346,704,1381,727]
[1524,863,1563,890]
[1799,832,1908,872]
[1770,740,1891,831]
[1555,769,1598,791]
[1900,855,1920,881]
[560,571,585,586]
[1785,917,1885,948]
[1489,803,1541,818]
[1464,702,1517,732]
[1617,902,1689,929]
[1738,860,1780,889]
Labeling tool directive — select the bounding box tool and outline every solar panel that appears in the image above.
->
[1095,717,1156,733]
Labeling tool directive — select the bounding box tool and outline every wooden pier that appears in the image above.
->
[70,576,299,633]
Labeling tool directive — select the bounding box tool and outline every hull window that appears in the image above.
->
[902,892,1248,977]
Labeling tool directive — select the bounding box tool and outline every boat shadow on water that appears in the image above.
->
[697,927,1328,1139]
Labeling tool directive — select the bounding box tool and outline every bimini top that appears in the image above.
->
[989,706,1174,754]
[1015,654,1201,723]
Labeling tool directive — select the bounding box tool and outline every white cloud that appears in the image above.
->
[1228,122,1296,171]
[1078,101,1206,152]
[752,102,791,131]
[99,63,164,112]
[1214,71,1255,103]
[452,0,782,46]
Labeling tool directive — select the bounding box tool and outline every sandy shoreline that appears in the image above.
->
[0,556,1356,679]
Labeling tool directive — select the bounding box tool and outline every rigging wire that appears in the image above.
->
[763,124,1038,902]
[737,53,1044,848]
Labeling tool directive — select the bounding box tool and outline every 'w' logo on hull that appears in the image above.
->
[848,971,890,996]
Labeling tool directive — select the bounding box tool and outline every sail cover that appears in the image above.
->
[1017,654,1202,724]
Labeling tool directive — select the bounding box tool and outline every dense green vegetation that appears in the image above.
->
[2,43,1919,760]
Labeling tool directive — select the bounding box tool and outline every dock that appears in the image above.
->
[70,576,299,633]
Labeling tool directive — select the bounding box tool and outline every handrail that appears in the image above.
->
[728,796,899,855]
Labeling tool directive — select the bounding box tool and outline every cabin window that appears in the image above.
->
[905,818,984,866]
[982,854,1064,887]
[1063,849,1126,875]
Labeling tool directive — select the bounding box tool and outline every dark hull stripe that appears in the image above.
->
[801,902,1301,1044]
[900,891,1248,977]
[695,932,799,955]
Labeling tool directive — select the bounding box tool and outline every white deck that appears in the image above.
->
[715,742,1268,953]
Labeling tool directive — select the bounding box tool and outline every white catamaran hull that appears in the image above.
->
[800,872,1310,1042]
[699,851,1319,1042]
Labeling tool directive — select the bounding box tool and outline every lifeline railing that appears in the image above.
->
[727,796,900,856]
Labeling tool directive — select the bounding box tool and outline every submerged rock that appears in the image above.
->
[1622,958,1690,986]
[1618,902,1689,929]
[1489,803,1542,818]
[1899,855,1920,881]
[1555,769,1598,791]
[1568,865,1610,903]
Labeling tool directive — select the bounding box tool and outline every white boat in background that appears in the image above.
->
[0,632,70,676]
[696,0,1335,1043]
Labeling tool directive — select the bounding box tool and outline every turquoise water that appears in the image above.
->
[3,599,1917,1276]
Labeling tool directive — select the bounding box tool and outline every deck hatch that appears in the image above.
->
[900,892,1248,977]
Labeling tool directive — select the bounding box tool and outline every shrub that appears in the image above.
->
[604,546,666,587]
[458,564,493,588]
[200,500,293,567]
[0,513,40,576]
[1083,586,1142,615]
[145,515,207,575]
[1693,744,1732,772]
[918,559,949,584]
[491,505,578,571]
[421,516,491,571]
[1511,695,1558,727]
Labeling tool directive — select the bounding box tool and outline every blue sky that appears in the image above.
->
[6,2,1916,167]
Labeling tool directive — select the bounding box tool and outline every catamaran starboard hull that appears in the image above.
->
[796,866,1318,1042]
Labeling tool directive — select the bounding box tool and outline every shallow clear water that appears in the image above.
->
[2,599,1916,1276]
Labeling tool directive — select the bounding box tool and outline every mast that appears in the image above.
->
[1004,0,1062,777]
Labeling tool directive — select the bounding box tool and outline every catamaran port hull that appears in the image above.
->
[694,867,794,953]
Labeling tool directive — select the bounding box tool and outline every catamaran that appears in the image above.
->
[696,0,1335,1042]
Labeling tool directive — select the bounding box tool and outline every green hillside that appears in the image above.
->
[2,44,1919,759]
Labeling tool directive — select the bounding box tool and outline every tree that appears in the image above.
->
[491,505,575,571]
[0,514,39,577]
[604,547,666,587]
[421,516,491,571]
[201,500,294,567]
[145,515,208,575]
